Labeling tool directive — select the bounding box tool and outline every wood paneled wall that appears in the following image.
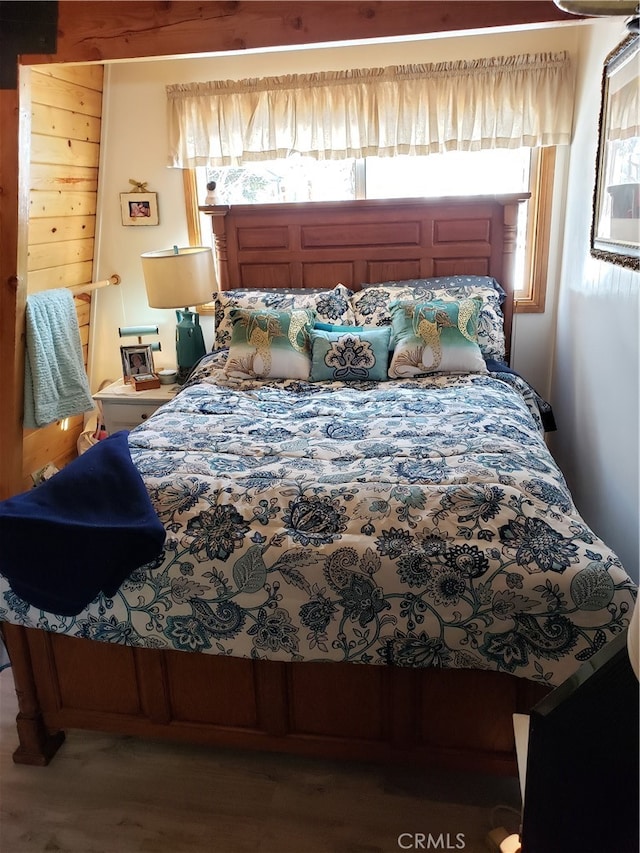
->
[21,64,104,490]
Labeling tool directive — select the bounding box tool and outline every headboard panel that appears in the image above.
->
[201,194,529,363]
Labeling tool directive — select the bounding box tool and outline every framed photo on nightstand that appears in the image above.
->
[121,344,155,383]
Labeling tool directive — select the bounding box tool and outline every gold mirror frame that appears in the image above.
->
[591,33,640,271]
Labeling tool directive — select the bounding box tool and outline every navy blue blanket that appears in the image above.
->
[485,358,557,432]
[0,431,165,616]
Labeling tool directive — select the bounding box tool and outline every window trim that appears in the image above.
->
[515,146,555,313]
[183,168,203,247]
[184,147,556,315]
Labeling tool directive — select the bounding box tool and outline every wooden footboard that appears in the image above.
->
[2,623,548,775]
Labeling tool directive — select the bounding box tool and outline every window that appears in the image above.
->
[364,150,530,198]
[203,157,356,204]
[201,150,529,204]
[187,148,555,312]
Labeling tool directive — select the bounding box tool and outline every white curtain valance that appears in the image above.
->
[167,52,574,168]
[609,77,640,141]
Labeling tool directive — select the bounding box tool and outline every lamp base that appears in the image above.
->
[176,366,193,385]
[175,308,206,383]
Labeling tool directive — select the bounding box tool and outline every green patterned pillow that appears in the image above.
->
[388,298,486,378]
[310,326,391,382]
[214,285,355,349]
[225,308,315,380]
[350,283,506,361]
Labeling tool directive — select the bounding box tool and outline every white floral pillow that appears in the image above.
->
[351,282,506,361]
[214,284,355,349]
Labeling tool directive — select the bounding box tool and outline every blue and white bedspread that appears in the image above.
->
[0,351,636,687]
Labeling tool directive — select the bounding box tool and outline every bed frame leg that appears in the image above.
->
[13,713,65,766]
[2,624,65,765]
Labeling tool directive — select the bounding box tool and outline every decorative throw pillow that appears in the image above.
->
[350,282,506,361]
[214,285,355,349]
[313,321,364,333]
[387,298,486,378]
[310,326,391,382]
[361,275,506,304]
[224,307,315,380]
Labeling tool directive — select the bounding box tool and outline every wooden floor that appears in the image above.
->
[0,669,521,853]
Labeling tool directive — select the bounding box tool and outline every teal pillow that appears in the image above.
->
[310,326,391,382]
[314,321,364,333]
[313,320,396,353]
[225,307,315,380]
[388,298,486,378]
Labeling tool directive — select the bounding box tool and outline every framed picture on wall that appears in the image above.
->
[120,192,159,226]
[591,33,640,270]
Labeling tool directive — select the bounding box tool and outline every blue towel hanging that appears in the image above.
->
[23,288,94,429]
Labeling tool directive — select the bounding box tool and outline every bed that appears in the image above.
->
[0,196,636,775]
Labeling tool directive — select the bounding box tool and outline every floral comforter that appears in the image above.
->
[1,352,636,687]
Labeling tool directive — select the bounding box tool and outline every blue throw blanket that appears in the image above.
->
[485,358,557,432]
[0,432,166,616]
[23,288,94,429]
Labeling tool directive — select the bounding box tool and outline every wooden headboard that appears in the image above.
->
[200,194,529,363]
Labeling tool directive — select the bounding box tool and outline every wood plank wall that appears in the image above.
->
[21,64,104,491]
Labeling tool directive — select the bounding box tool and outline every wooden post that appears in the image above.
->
[0,85,26,502]
[200,205,231,290]
[501,198,524,365]
[2,624,65,765]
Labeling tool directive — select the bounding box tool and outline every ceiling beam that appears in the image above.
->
[20,1,579,66]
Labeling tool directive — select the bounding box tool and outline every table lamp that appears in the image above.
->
[141,246,215,383]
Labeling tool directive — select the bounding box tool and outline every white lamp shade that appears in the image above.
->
[141,246,215,309]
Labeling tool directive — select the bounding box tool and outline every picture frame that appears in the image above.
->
[591,33,640,270]
[120,192,159,226]
[121,344,155,383]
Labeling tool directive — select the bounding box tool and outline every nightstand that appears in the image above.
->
[93,378,180,434]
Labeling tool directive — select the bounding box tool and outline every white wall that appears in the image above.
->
[90,23,583,391]
[550,19,639,582]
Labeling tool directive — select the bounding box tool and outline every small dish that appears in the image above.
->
[158,369,178,385]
